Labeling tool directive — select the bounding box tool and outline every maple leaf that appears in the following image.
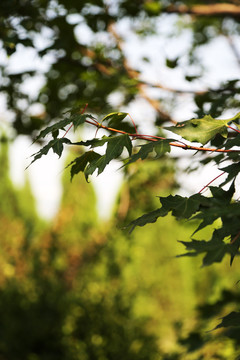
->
[213,311,240,331]
[27,138,72,168]
[125,139,172,165]
[128,193,204,232]
[165,115,230,145]
[66,151,101,180]
[82,134,132,180]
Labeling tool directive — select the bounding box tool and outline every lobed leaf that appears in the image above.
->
[128,193,205,232]
[67,151,101,181]
[214,311,240,330]
[165,115,230,145]
[83,134,132,180]
[101,112,128,124]
[33,111,94,143]
[33,119,73,142]
[125,139,172,166]
[178,231,229,267]
[27,138,72,168]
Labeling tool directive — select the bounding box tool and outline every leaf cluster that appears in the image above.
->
[32,108,240,281]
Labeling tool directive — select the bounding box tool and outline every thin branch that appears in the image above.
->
[139,79,238,96]
[108,23,177,124]
[84,117,240,154]
[198,172,225,193]
[227,124,240,134]
[80,42,235,97]
[128,113,138,134]
[230,229,240,244]
[166,3,240,17]
[62,103,89,138]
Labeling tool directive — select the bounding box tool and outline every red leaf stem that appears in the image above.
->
[227,125,240,134]
[198,172,225,193]
[62,103,89,138]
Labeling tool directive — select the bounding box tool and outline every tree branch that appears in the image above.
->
[108,23,177,124]
[166,3,240,17]
[224,34,240,68]
[84,117,240,154]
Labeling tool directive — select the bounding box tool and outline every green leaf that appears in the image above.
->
[27,138,71,167]
[101,112,128,124]
[128,208,168,233]
[125,139,172,165]
[192,184,237,235]
[160,194,203,219]
[229,229,240,266]
[84,134,132,180]
[214,311,240,330]
[34,111,94,143]
[73,136,111,148]
[33,119,73,142]
[166,57,179,69]
[106,134,132,160]
[84,155,108,180]
[67,151,101,181]
[165,115,230,145]
[223,133,240,149]
[178,233,228,267]
[71,113,94,131]
[128,193,204,232]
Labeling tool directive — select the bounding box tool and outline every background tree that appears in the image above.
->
[2,0,240,138]
[1,144,240,359]
[1,0,240,358]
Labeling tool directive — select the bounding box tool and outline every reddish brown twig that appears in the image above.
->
[227,124,240,134]
[84,118,240,154]
[198,172,225,193]
[230,229,240,244]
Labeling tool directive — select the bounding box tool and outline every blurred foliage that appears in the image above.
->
[1,0,240,139]
[0,143,240,359]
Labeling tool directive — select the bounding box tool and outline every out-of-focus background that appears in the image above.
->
[1,1,240,359]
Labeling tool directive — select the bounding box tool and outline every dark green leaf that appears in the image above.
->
[128,207,168,233]
[71,114,93,131]
[223,134,240,149]
[216,165,237,188]
[67,151,101,180]
[178,230,229,267]
[84,134,132,180]
[125,139,172,165]
[128,193,204,232]
[166,57,179,69]
[27,138,71,168]
[214,311,240,330]
[160,193,203,219]
[33,119,73,142]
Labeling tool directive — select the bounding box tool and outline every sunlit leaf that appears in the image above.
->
[165,115,230,145]
[101,112,128,124]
